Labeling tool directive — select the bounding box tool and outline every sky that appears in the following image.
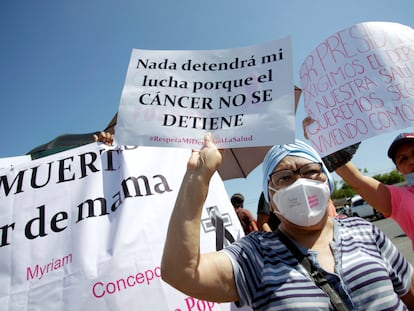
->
[1,0,414,214]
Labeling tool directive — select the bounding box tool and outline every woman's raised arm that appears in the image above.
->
[161,133,238,302]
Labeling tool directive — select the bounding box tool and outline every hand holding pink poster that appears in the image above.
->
[300,21,414,156]
[115,37,295,149]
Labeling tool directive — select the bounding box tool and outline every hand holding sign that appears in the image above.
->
[188,133,223,180]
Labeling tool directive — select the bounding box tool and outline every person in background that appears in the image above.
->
[327,198,338,217]
[230,193,258,235]
[161,133,414,310]
[334,133,414,247]
[256,192,280,232]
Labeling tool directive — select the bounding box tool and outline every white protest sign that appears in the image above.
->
[300,22,414,156]
[0,143,250,310]
[0,154,31,170]
[115,37,295,149]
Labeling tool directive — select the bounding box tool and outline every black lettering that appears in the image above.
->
[122,176,153,198]
[79,152,99,179]
[30,162,53,189]
[50,212,68,232]
[0,223,15,247]
[57,157,76,183]
[76,198,109,222]
[25,205,47,239]
[0,170,26,197]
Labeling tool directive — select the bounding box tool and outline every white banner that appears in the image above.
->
[115,37,295,149]
[0,155,31,170]
[300,22,414,156]
[0,143,250,310]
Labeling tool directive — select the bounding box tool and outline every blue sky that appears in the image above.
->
[1,0,414,214]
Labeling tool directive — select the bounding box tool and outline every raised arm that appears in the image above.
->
[161,133,238,302]
[335,162,392,217]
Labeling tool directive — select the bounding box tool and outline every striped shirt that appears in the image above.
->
[222,217,412,310]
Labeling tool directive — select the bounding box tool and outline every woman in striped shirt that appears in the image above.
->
[161,133,414,310]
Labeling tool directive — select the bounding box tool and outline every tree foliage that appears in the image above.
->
[331,181,356,200]
[372,170,405,185]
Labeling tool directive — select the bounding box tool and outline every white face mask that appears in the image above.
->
[270,178,330,227]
